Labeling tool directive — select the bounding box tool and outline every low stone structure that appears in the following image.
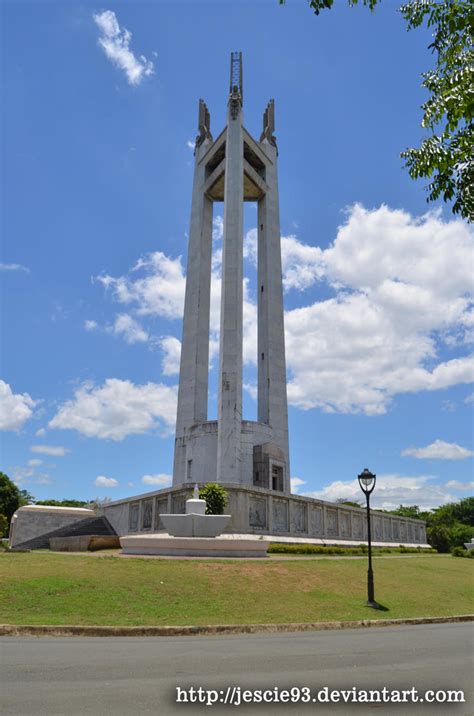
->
[9,505,95,548]
[104,483,428,547]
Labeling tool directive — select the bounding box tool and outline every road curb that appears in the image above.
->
[1,615,472,638]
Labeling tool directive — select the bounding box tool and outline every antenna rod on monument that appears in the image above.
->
[229,51,243,105]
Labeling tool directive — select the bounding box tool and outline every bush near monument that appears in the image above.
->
[268,544,436,556]
[199,483,228,515]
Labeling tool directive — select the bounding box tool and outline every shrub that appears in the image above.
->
[199,483,228,515]
[451,546,474,558]
[0,513,8,538]
[427,524,452,552]
[267,543,436,556]
[449,522,474,549]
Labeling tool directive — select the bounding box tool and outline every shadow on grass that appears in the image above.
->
[367,602,390,612]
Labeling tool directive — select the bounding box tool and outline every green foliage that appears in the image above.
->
[0,514,8,538]
[198,483,228,515]
[388,504,431,521]
[336,498,363,508]
[18,489,36,506]
[427,523,452,552]
[280,0,473,220]
[0,473,23,524]
[36,499,89,508]
[400,1,473,220]
[279,0,378,15]
[451,546,474,558]
[449,522,474,549]
[268,543,436,555]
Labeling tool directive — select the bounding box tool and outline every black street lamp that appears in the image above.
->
[358,468,379,609]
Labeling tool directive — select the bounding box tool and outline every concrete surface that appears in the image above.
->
[1,623,471,715]
[120,534,268,557]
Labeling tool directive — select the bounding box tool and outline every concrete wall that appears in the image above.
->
[103,484,428,546]
[9,506,95,547]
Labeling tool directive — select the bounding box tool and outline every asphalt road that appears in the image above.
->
[1,623,472,715]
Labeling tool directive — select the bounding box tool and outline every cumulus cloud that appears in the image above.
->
[84,319,98,332]
[402,440,474,460]
[108,313,148,344]
[93,10,154,86]
[290,477,306,494]
[35,428,46,437]
[159,336,181,376]
[284,205,474,414]
[446,480,474,491]
[95,252,185,319]
[0,262,29,273]
[305,473,456,511]
[49,378,177,441]
[95,475,119,488]
[0,380,36,431]
[31,444,70,457]
[141,473,172,487]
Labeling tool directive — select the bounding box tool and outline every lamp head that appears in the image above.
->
[358,468,376,495]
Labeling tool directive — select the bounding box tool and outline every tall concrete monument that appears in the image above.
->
[96,54,428,548]
[173,52,290,495]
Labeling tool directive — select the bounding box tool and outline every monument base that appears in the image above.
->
[120,534,269,558]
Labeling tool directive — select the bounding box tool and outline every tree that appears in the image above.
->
[280,1,473,221]
[35,499,89,508]
[199,483,228,515]
[336,498,363,508]
[0,514,8,539]
[18,489,36,506]
[0,472,23,524]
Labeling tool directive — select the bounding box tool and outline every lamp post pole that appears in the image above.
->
[358,468,378,609]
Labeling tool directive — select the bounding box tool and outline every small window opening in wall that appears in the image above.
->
[261,285,264,292]
[261,352,264,360]
[260,224,264,231]
[187,459,192,480]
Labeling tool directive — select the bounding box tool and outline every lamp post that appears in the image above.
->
[358,468,378,609]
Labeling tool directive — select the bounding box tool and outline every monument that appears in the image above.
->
[96,54,429,548]
[173,51,289,494]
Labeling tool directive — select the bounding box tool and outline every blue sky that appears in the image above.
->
[1,0,473,510]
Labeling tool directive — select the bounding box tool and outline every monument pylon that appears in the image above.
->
[173,52,290,494]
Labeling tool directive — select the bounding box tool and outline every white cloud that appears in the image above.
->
[213,215,224,242]
[95,251,185,319]
[284,205,474,414]
[465,392,474,404]
[141,473,172,487]
[186,139,195,151]
[49,378,177,441]
[0,262,29,273]
[35,428,46,437]
[305,473,456,511]
[93,10,154,86]
[0,380,36,431]
[159,336,181,376]
[84,319,98,332]
[31,444,70,457]
[291,477,306,494]
[446,480,474,491]
[95,475,119,488]
[27,459,43,467]
[402,439,473,460]
[108,313,148,344]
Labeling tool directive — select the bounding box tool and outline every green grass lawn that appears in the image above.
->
[0,552,472,626]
